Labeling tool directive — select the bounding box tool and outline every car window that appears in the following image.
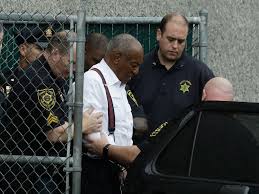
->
[155,114,199,176]
[190,111,259,184]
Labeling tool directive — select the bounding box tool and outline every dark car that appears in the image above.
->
[125,101,259,194]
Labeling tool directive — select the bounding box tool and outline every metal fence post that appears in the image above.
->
[199,9,208,64]
[73,3,86,194]
[65,19,75,194]
[0,12,204,193]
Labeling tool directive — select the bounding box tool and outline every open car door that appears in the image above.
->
[125,101,259,194]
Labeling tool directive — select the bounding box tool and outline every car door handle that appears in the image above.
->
[219,185,250,194]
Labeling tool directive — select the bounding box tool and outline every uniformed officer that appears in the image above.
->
[2,25,48,96]
[128,12,214,130]
[1,30,102,193]
[126,85,148,143]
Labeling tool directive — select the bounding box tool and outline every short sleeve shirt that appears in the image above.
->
[129,47,214,130]
[2,55,68,155]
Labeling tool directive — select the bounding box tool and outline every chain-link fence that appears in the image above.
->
[0,9,208,194]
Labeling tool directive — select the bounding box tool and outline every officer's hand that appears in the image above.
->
[82,108,103,135]
[133,117,148,136]
[85,132,108,156]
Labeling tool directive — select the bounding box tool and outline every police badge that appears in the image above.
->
[37,88,56,111]
[179,80,192,94]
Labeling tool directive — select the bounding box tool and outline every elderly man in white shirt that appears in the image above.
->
[82,33,144,194]
[83,58,133,146]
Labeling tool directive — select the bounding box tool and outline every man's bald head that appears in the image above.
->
[159,12,189,33]
[202,77,234,101]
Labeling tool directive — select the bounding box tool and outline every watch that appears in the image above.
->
[103,143,111,160]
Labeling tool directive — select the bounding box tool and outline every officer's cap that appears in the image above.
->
[15,26,52,49]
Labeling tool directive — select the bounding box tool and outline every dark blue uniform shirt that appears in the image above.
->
[2,55,68,156]
[129,47,214,130]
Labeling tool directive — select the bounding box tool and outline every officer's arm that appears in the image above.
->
[47,110,103,143]
[46,121,70,143]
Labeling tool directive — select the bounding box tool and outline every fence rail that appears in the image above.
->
[0,10,208,193]
[0,13,202,24]
[0,154,72,165]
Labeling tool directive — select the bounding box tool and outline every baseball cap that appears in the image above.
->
[15,26,52,49]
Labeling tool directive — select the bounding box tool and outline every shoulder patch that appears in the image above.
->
[37,88,56,111]
[47,112,59,126]
[127,89,139,106]
[149,121,168,137]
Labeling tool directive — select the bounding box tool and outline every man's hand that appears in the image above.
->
[82,108,103,135]
[85,133,109,156]
[133,117,148,136]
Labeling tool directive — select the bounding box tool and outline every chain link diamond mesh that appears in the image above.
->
[0,10,206,193]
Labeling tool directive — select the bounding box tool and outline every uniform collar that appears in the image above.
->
[152,46,185,71]
[37,55,57,79]
[37,55,67,86]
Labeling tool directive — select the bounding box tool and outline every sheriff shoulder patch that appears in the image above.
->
[127,89,139,106]
[37,88,56,111]
[47,112,59,126]
[149,121,168,137]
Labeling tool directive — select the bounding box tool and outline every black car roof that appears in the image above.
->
[198,101,259,113]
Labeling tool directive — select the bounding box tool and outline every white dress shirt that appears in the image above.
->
[83,59,133,146]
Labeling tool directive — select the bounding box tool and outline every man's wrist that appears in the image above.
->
[103,143,111,160]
